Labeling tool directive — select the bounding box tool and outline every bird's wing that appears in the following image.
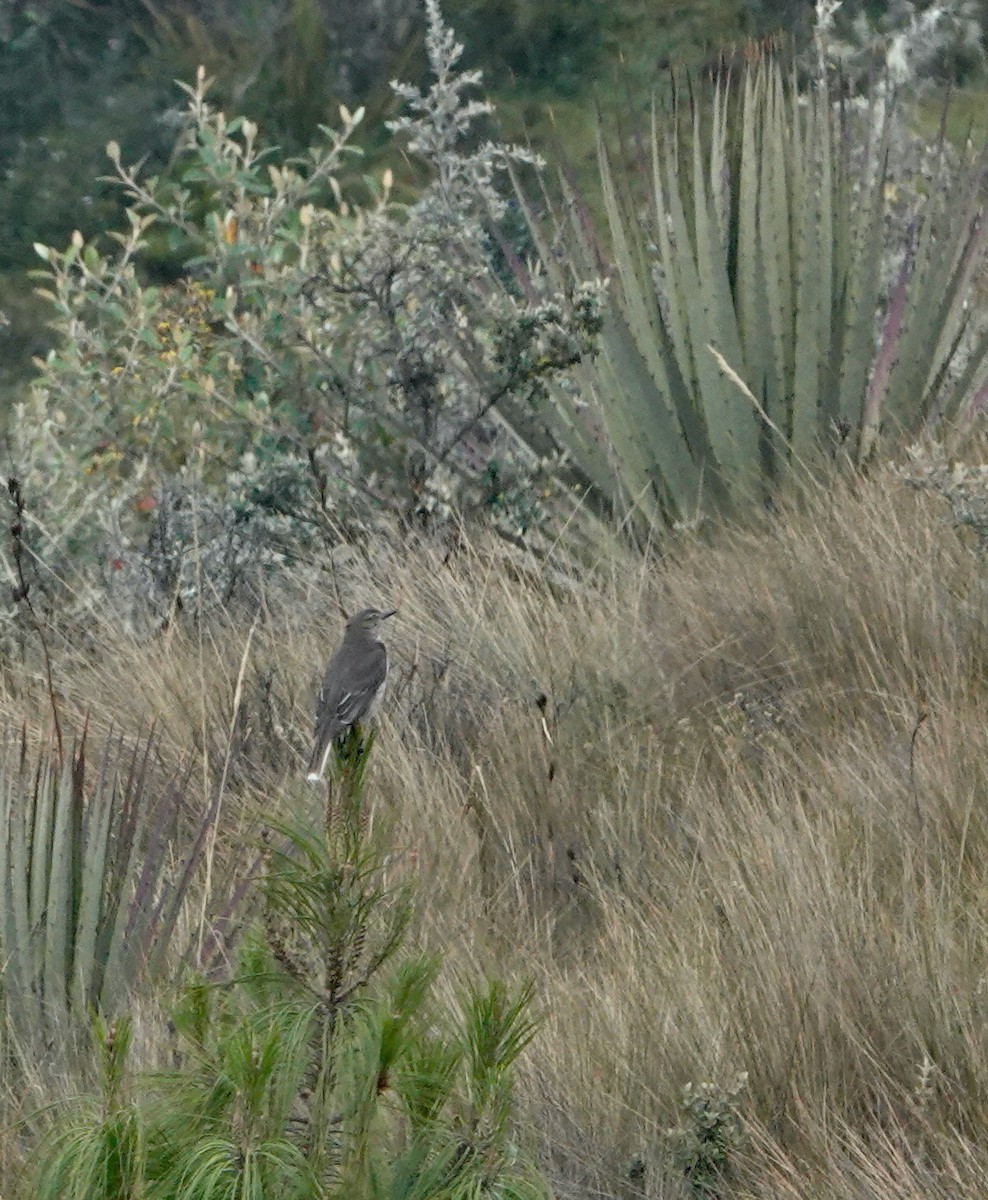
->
[307,643,388,779]
[314,641,388,735]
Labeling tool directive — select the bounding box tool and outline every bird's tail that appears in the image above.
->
[306,722,337,782]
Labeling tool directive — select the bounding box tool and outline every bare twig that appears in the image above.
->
[7,478,63,762]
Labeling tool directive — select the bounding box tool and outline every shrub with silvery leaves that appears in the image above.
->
[901,440,988,553]
[15,0,602,626]
[814,0,984,92]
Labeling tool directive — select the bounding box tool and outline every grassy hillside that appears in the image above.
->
[4,461,988,1197]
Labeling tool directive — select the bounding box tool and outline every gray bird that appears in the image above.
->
[306,606,397,782]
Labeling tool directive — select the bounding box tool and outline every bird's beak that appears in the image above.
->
[381,608,398,620]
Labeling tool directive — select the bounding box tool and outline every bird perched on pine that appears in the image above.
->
[306,606,397,782]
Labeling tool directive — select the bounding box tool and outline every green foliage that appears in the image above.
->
[0,1,172,273]
[32,1015,149,1200]
[18,3,601,620]
[31,738,546,1200]
[444,0,604,95]
[740,0,813,35]
[0,727,208,1073]
[520,49,988,527]
[142,0,364,148]
[459,978,539,1145]
[665,1073,748,1197]
[0,0,178,381]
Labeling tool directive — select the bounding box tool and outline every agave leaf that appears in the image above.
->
[29,750,55,934]
[0,731,33,1023]
[557,165,608,281]
[598,133,672,407]
[598,134,719,515]
[709,69,731,245]
[690,95,756,481]
[896,202,987,431]
[594,309,702,520]
[938,315,988,430]
[787,60,805,220]
[791,91,829,460]
[818,97,854,437]
[72,736,117,1014]
[6,734,33,1009]
[814,83,835,438]
[758,63,795,451]
[42,745,81,1029]
[839,111,892,439]
[923,315,979,433]
[860,233,913,462]
[663,134,746,488]
[97,737,159,1013]
[0,726,226,1068]
[650,103,695,400]
[882,150,977,432]
[736,64,772,415]
[505,157,671,518]
[921,149,988,393]
[543,381,621,508]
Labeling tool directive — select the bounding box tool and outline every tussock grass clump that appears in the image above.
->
[4,465,988,1198]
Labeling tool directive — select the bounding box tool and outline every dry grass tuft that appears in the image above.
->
[4,466,988,1197]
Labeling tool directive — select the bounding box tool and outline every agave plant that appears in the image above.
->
[516,50,988,526]
[0,726,212,1069]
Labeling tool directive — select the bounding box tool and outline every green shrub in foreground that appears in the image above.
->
[31,737,546,1200]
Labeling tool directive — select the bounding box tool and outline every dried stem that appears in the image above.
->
[7,477,63,762]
